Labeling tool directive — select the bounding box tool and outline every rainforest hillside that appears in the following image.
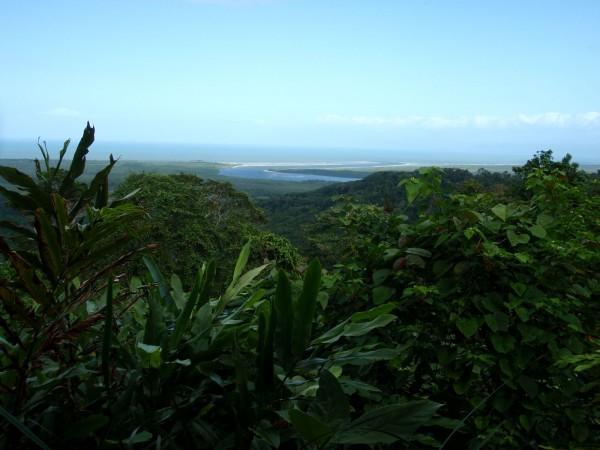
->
[0,125,598,449]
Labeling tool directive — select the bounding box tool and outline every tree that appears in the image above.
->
[512,150,588,186]
[320,166,599,447]
[112,172,291,288]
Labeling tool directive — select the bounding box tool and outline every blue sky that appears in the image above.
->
[1,0,599,162]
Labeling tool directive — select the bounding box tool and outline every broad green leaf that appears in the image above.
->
[228,241,251,291]
[528,224,547,238]
[216,264,268,318]
[332,348,400,365]
[536,212,555,227]
[401,178,420,204]
[309,369,350,427]
[406,247,432,258]
[274,270,294,371]
[170,265,204,349]
[137,342,162,368]
[143,290,166,347]
[372,268,391,286]
[518,374,539,398]
[256,309,275,400]
[519,414,535,432]
[484,312,509,333]
[291,259,321,360]
[351,303,397,321]
[143,255,174,306]
[491,204,508,221]
[336,401,442,445]
[372,286,395,305]
[507,229,530,246]
[406,253,425,268]
[170,274,185,312]
[456,317,479,338]
[289,408,333,447]
[490,333,516,353]
[312,314,397,345]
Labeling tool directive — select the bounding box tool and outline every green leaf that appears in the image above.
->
[484,312,510,333]
[63,415,109,440]
[372,268,391,285]
[351,303,397,321]
[170,265,204,349]
[519,414,535,432]
[143,255,174,306]
[312,314,397,345]
[216,263,268,318]
[102,276,114,388]
[0,405,51,450]
[274,269,294,371]
[490,333,516,353]
[491,204,508,221]
[310,369,350,427]
[34,208,62,280]
[336,401,442,445]
[401,177,421,204]
[456,317,479,338]
[289,408,333,447]
[256,309,275,401]
[528,224,547,238]
[170,274,185,312]
[372,286,395,305]
[507,229,530,246]
[143,290,166,348]
[291,259,321,360]
[229,241,251,291]
[406,247,432,258]
[406,254,425,268]
[332,348,400,365]
[137,342,162,368]
[517,374,539,398]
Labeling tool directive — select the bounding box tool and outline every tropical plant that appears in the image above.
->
[0,123,153,448]
[323,163,599,447]
[112,172,275,288]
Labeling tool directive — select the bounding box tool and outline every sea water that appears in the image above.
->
[1,139,597,182]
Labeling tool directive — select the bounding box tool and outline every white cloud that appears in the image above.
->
[42,107,83,117]
[317,112,600,129]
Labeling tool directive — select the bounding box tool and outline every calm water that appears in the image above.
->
[2,139,598,183]
[0,139,528,164]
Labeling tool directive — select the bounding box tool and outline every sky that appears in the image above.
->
[1,0,599,163]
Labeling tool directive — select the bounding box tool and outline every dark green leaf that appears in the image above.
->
[63,415,109,440]
[310,369,350,427]
[289,408,333,447]
[274,269,294,371]
[291,259,321,360]
[456,317,479,338]
[336,401,442,445]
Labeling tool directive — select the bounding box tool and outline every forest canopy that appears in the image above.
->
[0,125,598,449]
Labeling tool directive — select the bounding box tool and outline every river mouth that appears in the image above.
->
[218,161,399,182]
[219,166,359,182]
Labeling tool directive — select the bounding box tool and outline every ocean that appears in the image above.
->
[1,139,598,182]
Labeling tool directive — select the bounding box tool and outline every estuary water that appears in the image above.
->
[2,139,598,183]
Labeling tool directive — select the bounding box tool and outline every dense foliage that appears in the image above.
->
[113,172,299,288]
[0,125,598,448]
